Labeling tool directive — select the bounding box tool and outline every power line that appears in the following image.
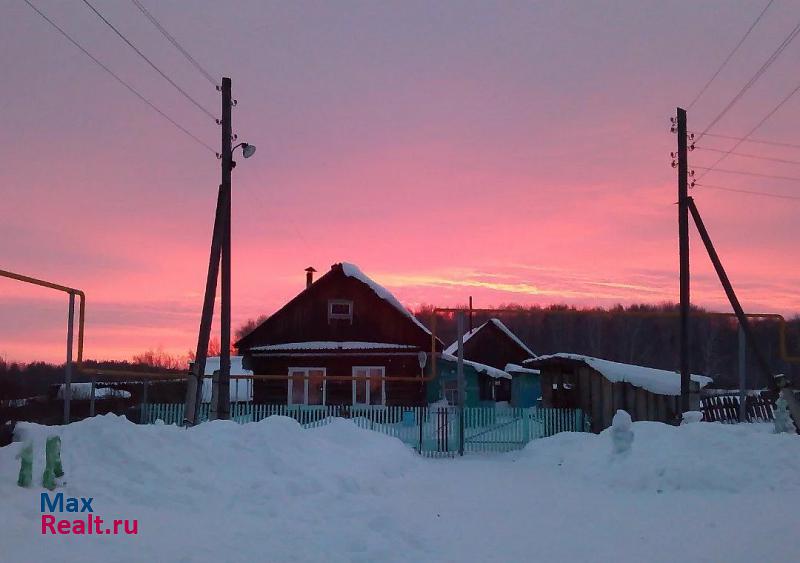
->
[693,165,800,183]
[687,0,775,110]
[80,0,217,120]
[694,146,800,166]
[21,0,216,154]
[694,182,800,201]
[695,76,800,181]
[691,131,800,151]
[696,19,800,141]
[129,0,219,88]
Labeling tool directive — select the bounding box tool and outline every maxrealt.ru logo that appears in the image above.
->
[40,493,138,535]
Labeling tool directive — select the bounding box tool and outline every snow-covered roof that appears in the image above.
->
[527,353,713,396]
[340,263,431,336]
[250,341,418,352]
[443,325,481,355]
[440,353,512,379]
[204,356,253,376]
[504,363,541,375]
[443,318,536,357]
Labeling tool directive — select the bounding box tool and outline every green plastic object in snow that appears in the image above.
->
[17,442,33,488]
[42,436,63,490]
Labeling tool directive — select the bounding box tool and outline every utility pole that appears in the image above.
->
[676,107,691,414]
[213,77,233,421]
[183,186,225,425]
[468,296,473,333]
[456,311,465,456]
[184,76,254,425]
[688,196,800,426]
[184,78,233,425]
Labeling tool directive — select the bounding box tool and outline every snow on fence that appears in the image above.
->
[141,403,589,455]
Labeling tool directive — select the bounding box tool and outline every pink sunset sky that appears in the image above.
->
[2,0,799,363]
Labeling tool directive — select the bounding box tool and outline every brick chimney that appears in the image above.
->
[305,266,317,289]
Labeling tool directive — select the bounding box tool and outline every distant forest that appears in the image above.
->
[416,303,800,389]
[2,303,799,400]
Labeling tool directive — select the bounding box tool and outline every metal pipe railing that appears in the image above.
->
[1,269,85,423]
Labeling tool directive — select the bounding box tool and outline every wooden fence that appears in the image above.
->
[141,403,589,456]
[700,393,775,423]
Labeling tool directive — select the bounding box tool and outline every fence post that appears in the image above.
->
[738,324,747,423]
[522,408,531,446]
[89,372,96,417]
[140,380,149,424]
[418,406,424,453]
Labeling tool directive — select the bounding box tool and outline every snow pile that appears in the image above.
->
[2,416,799,562]
[2,416,420,562]
[610,410,634,455]
[520,420,800,493]
[57,384,131,400]
[529,353,713,395]
[681,411,704,424]
[250,341,417,352]
[504,363,540,375]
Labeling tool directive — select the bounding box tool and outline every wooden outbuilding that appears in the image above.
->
[443,318,537,403]
[504,363,541,408]
[427,356,513,407]
[525,353,713,432]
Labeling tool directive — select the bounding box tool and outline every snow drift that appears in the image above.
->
[1,415,798,562]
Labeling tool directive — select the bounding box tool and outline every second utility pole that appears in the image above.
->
[676,107,691,414]
[212,77,233,421]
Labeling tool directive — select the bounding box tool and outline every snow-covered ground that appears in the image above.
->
[1,415,798,562]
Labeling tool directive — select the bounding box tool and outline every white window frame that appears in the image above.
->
[287,367,327,405]
[328,299,353,323]
[351,366,386,406]
[443,379,458,405]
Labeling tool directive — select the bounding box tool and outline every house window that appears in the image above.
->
[328,299,353,323]
[352,366,385,405]
[288,368,326,405]
[443,380,458,405]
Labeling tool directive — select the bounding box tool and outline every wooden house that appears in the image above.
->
[236,263,440,406]
[443,318,537,404]
[525,353,713,432]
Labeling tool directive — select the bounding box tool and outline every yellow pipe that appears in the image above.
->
[0,269,85,368]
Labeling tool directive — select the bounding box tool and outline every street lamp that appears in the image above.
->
[236,142,256,159]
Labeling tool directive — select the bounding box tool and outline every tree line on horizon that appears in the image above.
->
[2,302,798,399]
[417,302,800,389]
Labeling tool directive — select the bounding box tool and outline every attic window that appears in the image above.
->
[328,299,353,323]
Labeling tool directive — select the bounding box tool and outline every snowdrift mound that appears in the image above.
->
[8,414,419,504]
[520,420,800,493]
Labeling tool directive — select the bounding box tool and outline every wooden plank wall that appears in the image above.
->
[583,369,680,432]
